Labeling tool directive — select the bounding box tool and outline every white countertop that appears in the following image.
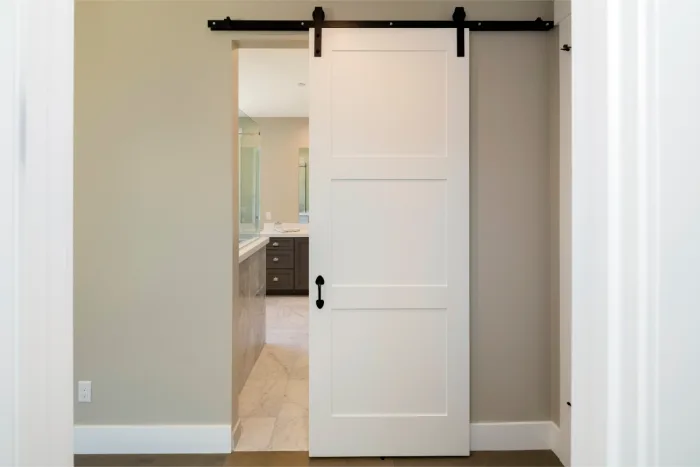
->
[259,223,309,238]
[260,230,309,238]
[238,236,269,263]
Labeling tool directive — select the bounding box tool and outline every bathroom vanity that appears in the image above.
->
[265,237,309,295]
[261,225,309,295]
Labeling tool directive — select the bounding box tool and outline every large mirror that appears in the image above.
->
[298,148,309,223]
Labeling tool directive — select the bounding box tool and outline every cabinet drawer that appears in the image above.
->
[267,237,294,251]
[267,269,294,290]
[267,249,294,269]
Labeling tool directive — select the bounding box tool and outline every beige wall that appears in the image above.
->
[469,30,554,422]
[557,15,573,440]
[257,118,309,223]
[74,0,556,426]
[548,28,561,426]
[74,2,237,425]
[554,0,572,23]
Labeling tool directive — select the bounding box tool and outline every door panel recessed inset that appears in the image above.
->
[331,179,447,285]
[331,309,447,416]
[330,51,447,158]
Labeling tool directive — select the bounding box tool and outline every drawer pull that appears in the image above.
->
[273,257,279,262]
[273,277,279,282]
[272,242,279,247]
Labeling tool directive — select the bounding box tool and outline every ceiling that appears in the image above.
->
[238,48,309,118]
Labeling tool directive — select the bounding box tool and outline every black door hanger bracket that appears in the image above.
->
[312,7,325,57]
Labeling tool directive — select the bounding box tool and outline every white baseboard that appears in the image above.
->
[74,425,232,454]
[75,421,558,454]
[470,421,557,451]
[550,423,570,466]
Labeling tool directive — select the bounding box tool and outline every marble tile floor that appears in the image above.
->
[237,296,310,452]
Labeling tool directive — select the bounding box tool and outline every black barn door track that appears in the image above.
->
[207,6,554,57]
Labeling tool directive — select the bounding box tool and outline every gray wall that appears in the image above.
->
[74,0,556,426]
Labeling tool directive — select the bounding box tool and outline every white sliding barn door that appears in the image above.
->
[309,28,470,457]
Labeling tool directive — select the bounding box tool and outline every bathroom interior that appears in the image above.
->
[234,48,310,451]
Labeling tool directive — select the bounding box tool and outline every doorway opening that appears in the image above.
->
[235,46,310,451]
[223,8,554,458]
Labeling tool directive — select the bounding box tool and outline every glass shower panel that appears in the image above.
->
[239,110,261,244]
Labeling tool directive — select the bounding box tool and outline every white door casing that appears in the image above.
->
[0,1,19,461]
[572,0,700,465]
[0,0,74,465]
[309,28,470,457]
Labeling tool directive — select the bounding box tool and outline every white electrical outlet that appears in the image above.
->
[265,212,272,221]
[78,381,92,403]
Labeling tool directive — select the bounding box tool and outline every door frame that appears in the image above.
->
[0,0,679,463]
[1,0,75,465]
[571,0,675,464]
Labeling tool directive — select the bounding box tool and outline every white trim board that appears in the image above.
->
[74,425,232,455]
[74,422,558,454]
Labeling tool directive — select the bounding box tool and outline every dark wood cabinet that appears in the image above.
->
[266,236,309,295]
[294,238,309,291]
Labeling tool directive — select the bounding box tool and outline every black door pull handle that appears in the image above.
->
[315,275,325,309]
